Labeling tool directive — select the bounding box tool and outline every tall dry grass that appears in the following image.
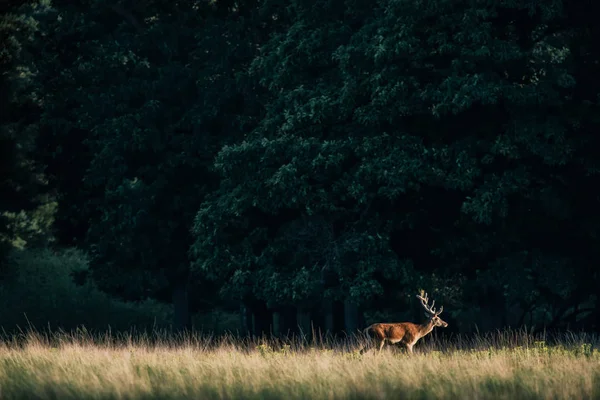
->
[0,329,598,399]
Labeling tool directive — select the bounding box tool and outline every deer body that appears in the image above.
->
[360,292,448,354]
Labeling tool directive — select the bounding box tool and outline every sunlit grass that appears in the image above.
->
[0,329,598,399]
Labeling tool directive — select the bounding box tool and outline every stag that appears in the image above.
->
[360,291,448,354]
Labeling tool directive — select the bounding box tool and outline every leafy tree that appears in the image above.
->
[33,0,278,329]
[192,0,600,332]
[0,0,48,263]
[15,0,598,334]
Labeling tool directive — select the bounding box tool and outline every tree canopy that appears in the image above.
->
[2,0,598,334]
[191,0,600,331]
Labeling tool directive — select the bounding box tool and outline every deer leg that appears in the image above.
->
[378,339,386,352]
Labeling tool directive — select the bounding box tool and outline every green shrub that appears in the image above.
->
[0,248,172,333]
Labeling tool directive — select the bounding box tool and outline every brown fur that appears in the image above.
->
[360,293,448,354]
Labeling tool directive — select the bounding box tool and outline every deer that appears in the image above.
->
[359,291,448,354]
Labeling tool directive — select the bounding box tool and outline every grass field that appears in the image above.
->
[0,330,598,399]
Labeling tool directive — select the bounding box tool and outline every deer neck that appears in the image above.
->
[417,318,436,339]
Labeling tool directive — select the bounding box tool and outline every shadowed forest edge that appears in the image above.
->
[1,0,599,338]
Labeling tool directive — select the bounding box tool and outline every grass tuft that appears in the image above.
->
[0,329,598,399]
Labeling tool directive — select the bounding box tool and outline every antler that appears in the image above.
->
[416,291,443,316]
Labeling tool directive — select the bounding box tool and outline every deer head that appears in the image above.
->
[416,291,448,328]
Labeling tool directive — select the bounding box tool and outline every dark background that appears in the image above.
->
[1,0,598,338]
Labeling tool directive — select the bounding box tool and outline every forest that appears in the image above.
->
[1,0,599,339]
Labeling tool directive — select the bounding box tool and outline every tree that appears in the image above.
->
[192,0,600,333]
[33,0,277,329]
[0,0,48,264]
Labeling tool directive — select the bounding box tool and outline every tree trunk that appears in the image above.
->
[323,300,334,333]
[333,301,345,334]
[172,281,190,331]
[358,307,365,329]
[344,299,359,335]
[276,306,298,337]
[240,301,253,336]
[478,287,505,332]
[251,300,271,338]
[297,307,311,338]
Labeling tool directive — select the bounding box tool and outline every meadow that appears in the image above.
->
[0,329,598,400]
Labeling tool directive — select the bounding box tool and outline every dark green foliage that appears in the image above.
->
[2,0,598,334]
[28,0,280,328]
[0,0,47,262]
[192,0,600,331]
[0,248,171,332]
